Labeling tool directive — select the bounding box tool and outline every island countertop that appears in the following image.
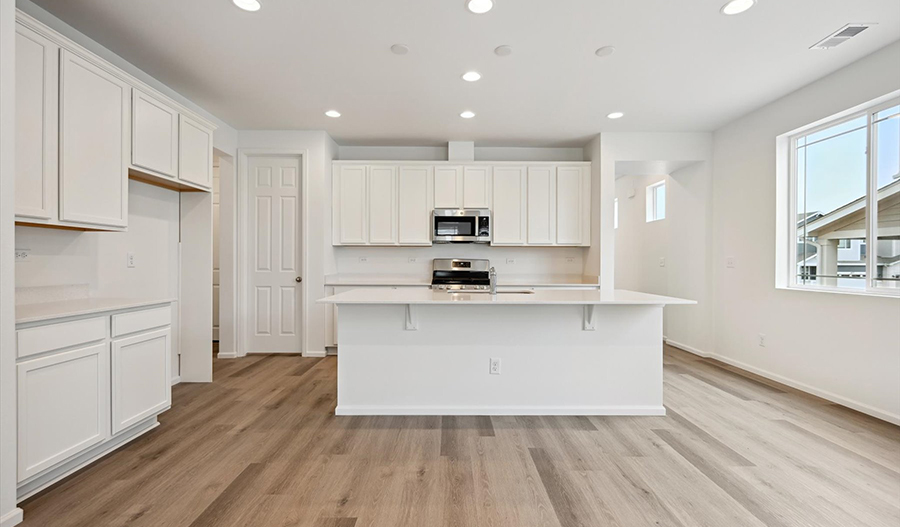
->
[318,288,694,306]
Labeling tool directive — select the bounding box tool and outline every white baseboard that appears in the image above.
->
[170,375,181,386]
[216,351,238,359]
[0,508,23,527]
[335,405,666,416]
[305,350,327,358]
[664,339,900,426]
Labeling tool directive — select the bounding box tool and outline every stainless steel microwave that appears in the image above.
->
[432,209,491,243]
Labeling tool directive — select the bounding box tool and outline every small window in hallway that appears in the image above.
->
[646,181,666,222]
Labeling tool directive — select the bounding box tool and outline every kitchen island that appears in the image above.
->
[318,288,694,416]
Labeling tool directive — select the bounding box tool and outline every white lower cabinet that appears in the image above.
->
[17,342,110,482]
[111,328,172,434]
[15,304,172,496]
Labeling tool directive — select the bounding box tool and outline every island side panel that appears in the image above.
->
[335,303,664,416]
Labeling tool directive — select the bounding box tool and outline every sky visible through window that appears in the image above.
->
[798,108,898,217]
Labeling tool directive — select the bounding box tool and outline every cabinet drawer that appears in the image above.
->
[112,305,171,337]
[17,317,107,360]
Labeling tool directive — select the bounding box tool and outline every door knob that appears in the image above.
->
[295,277,302,283]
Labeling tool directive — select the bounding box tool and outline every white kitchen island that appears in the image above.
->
[318,289,695,416]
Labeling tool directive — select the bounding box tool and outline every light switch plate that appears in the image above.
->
[726,257,736,268]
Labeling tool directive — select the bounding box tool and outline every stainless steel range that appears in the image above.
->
[431,258,491,292]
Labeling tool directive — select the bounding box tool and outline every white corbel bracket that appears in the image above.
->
[405,304,418,331]
[583,304,597,331]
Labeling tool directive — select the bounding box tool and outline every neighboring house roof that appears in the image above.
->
[806,179,900,238]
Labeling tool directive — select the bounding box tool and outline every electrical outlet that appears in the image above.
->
[489,358,501,375]
[758,333,766,347]
[659,257,666,268]
[14,249,30,262]
[566,257,575,263]
[408,257,417,263]
[506,258,516,265]
[126,252,136,268]
[726,257,736,269]
[358,257,368,264]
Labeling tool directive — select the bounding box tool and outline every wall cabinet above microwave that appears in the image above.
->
[14,13,215,231]
[332,162,591,247]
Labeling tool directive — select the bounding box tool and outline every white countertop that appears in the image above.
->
[318,288,694,306]
[324,274,600,287]
[16,297,176,325]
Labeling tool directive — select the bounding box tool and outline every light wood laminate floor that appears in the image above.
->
[19,345,900,527]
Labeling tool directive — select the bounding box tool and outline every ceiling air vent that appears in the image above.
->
[811,23,874,50]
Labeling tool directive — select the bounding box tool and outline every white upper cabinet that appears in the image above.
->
[491,166,527,245]
[131,89,179,179]
[398,166,434,245]
[333,162,590,247]
[15,23,58,222]
[333,165,368,245]
[434,166,463,208]
[59,50,129,229]
[556,166,591,246]
[527,166,555,245]
[178,114,214,188]
[368,166,399,245]
[463,166,491,208]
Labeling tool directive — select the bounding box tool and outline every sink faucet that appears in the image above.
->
[489,267,497,295]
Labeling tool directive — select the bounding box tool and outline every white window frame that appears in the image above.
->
[781,92,900,297]
[645,180,666,223]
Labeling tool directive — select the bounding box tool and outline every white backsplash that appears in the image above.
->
[334,245,588,277]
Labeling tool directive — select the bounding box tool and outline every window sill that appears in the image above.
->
[776,284,900,299]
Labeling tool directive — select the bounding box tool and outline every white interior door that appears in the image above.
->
[247,156,302,353]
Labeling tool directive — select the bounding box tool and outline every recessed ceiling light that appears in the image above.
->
[494,45,512,57]
[595,46,616,58]
[466,0,494,14]
[462,71,482,82]
[460,111,476,119]
[232,0,261,12]
[720,0,756,15]
[325,110,341,118]
[390,44,409,55]
[607,112,624,119]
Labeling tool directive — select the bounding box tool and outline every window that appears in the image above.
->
[788,95,899,295]
[646,181,666,222]
[614,198,619,229]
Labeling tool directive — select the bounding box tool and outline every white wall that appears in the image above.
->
[15,181,180,298]
[236,131,338,356]
[0,0,22,523]
[710,41,900,424]
[615,163,714,355]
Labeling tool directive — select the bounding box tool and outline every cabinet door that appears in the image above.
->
[368,166,398,245]
[333,165,368,245]
[556,166,585,245]
[399,166,434,245]
[15,24,58,221]
[527,166,555,245]
[132,89,179,179]
[18,342,110,481]
[111,328,171,435]
[491,166,527,245]
[59,50,129,228]
[463,166,491,208]
[178,114,213,188]
[434,166,463,208]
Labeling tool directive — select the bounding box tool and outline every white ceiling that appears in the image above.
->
[29,0,900,146]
